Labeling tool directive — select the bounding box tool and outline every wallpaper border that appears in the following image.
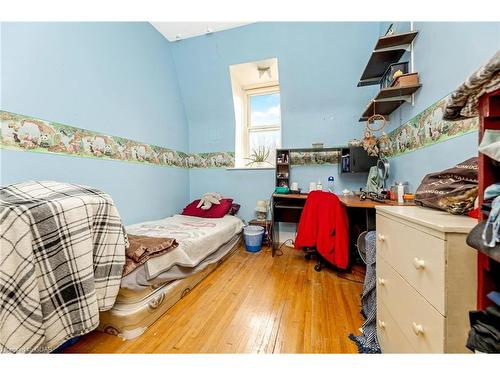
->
[0,111,235,169]
[1,95,479,171]
[383,95,478,159]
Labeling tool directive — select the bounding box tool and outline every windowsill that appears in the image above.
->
[226,166,275,171]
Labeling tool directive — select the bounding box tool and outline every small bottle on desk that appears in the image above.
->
[396,182,405,203]
[327,176,334,193]
[317,180,323,191]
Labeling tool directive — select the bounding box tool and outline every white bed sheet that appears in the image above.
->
[126,214,244,279]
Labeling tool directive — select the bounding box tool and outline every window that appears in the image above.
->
[245,86,281,166]
[229,58,282,168]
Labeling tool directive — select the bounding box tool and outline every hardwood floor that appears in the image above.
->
[66,245,365,354]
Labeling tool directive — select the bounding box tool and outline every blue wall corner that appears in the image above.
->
[0,22,191,224]
[172,22,381,221]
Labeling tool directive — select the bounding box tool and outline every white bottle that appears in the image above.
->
[327,176,335,193]
[317,180,323,191]
[397,182,404,203]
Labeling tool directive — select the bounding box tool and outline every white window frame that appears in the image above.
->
[243,84,282,165]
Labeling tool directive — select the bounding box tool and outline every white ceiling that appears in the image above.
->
[151,22,252,41]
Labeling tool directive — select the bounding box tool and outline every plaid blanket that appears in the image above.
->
[0,181,126,353]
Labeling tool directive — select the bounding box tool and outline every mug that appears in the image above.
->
[291,182,299,191]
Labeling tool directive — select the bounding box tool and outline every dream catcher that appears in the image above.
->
[363,104,390,157]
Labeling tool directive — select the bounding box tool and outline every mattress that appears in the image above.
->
[98,236,242,339]
[126,214,244,279]
[119,234,241,302]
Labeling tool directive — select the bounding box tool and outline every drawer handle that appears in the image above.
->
[377,277,386,286]
[377,234,386,242]
[413,257,426,270]
[412,322,424,336]
[378,320,386,329]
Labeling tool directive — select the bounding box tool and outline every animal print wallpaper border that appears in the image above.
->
[272,94,478,165]
[290,150,340,166]
[383,95,478,158]
[0,96,478,171]
[0,111,235,169]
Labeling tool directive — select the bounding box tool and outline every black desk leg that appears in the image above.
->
[271,221,279,257]
[271,198,276,257]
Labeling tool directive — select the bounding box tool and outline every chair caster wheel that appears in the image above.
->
[314,264,322,272]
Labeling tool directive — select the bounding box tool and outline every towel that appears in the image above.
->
[123,235,178,276]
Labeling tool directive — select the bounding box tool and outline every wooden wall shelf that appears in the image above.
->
[358,30,418,87]
[359,84,422,122]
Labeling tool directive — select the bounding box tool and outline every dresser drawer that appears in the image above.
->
[376,213,446,315]
[377,257,445,353]
[377,300,415,353]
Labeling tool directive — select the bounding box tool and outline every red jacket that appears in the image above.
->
[294,191,349,269]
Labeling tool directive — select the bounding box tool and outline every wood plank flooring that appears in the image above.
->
[65,245,365,354]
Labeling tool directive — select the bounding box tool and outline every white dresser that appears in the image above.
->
[375,206,477,353]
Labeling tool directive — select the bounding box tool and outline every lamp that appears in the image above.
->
[255,200,268,220]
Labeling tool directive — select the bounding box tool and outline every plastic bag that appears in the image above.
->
[414,157,478,215]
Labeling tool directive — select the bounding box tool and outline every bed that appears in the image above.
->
[98,214,244,339]
[0,181,127,353]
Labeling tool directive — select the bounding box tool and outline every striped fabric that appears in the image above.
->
[349,231,381,353]
[0,181,126,353]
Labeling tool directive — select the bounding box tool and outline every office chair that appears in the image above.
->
[303,247,327,272]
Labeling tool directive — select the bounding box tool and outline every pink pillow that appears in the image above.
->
[181,198,234,218]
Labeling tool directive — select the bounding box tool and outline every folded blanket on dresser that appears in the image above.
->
[0,181,126,353]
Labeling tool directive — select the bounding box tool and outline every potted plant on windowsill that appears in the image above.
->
[245,145,273,168]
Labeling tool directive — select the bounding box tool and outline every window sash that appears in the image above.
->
[243,85,281,165]
[246,86,281,130]
[248,124,281,131]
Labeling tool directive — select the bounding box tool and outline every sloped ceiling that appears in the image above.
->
[151,22,252,41]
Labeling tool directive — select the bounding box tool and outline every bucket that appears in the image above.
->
[243,225,265,253]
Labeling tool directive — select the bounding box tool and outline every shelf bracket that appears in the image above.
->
[358,77,382,87]
[410,21,416,106]
[374,95,413,104]
[374,43,412,53]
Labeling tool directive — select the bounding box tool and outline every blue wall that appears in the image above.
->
[0,22,190,224]
[171,22,379,221]
[173,21,500,221]
[2,22,499,224]
[380,22,500,191]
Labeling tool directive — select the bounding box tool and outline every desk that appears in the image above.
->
[337,195,408,208]
[271,194,307,257]
[271,192,410,256]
